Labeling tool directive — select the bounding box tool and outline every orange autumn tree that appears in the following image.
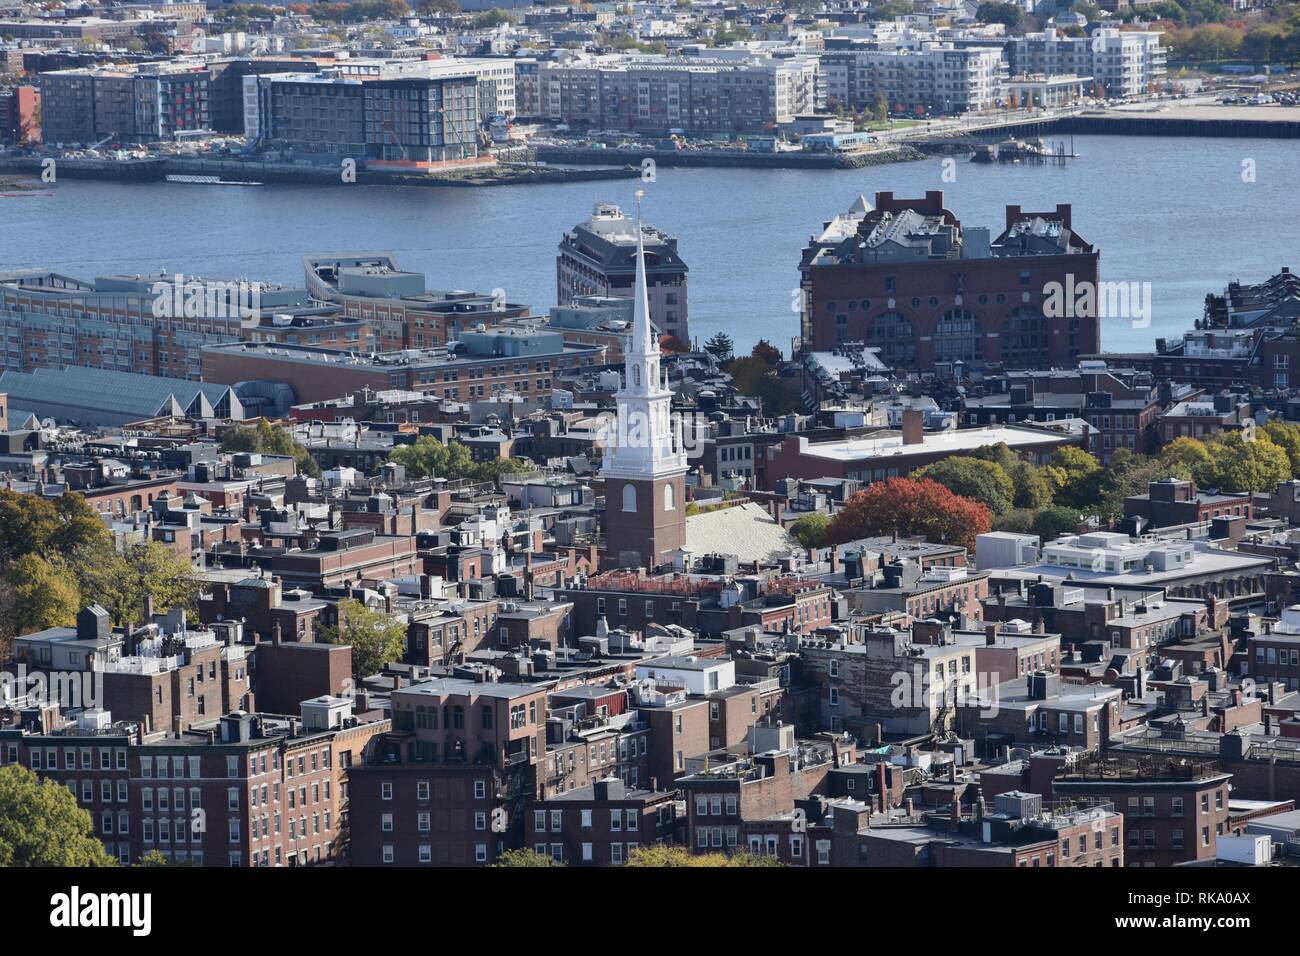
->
[827,477,992,553]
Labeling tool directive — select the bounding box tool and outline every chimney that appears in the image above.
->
[272,622,282,646]
[901,408,924,446]
[985,623,997,647]
[143,593,155,623]
[949,797,961,832]
[875,761,888,813]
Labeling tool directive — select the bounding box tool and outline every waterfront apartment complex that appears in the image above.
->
[247,67,481,168]
[39,61,211,144]
[821,43,1006,115]
[800,191,1101,371]
[558,202,690,345]
[1007,28,1166,100]
[0,269,308,380]
[523,52,818,135]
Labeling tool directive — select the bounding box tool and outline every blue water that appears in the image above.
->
[1,134,1296,355]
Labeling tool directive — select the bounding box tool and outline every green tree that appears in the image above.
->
[991,507,1037,535]
[0,490,108,568]
[1260,420,1300,475]
[323,598,408,681]
[0,764,116,866]
[624,844,782,866]
[1157,436,1214,483]
[471,7,516,28]
[68,540,200,626]
[975,0,1024,29]
[494,848,565,866]
[1049,446,1102,508]
[1201,432,1291,493]
[388,435,474,481]
[790,513,830,549]
[1093,449,1166,524]
[703,332,735,363]
[3,555,80,636]
[135,849,174,867]
[1031,505,1082,542]
[221,420,320,478]
[914,457,1015,516]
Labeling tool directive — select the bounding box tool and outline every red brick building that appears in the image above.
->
[801,191,1100,370]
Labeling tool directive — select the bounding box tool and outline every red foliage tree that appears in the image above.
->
[826,477,991,553]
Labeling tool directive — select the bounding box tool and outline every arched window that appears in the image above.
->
[622,484,637,513]
[868,312,915,367]
[664,484,675,511]
[934,309,983,363]
[1000,306,1050,369]
[633,365,641,387]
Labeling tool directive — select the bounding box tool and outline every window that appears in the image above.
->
[621,484,637,513]
[664,484,675,511]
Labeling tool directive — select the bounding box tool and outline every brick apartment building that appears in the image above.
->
[0,701,387,866]
[524,778,679,865]
[800,192,1100,370]
[348,674,548,866]
[1124,478,1253,531]
[1051,754,1232,866]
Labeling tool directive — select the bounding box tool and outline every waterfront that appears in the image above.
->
[1,133,1296,354]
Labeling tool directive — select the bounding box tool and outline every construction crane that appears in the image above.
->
[379,120,407,162]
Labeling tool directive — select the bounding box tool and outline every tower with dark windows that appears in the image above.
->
[601,193,688,570]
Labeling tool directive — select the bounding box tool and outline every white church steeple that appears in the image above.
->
[602,191,686,481]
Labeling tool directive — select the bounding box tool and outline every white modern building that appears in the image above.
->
[1008,28,1166,99]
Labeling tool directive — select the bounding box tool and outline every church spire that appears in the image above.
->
[631,189,657,362]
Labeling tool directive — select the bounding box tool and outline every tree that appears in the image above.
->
[471,7,517,28]
[323,598,408,681]
[3,555,79,636]
[1157,436,1214,484]
[1031,505,1082,542]
[991,507,1037,535]
[0,764,116,866]
[1093,449,1166,524]
[135,849,174,867]
[751,339,782,366]
[727,356,803,416]
[1049,446,1102,508]
[386,436,531,486]
[68,540,200,626]
[1201,432,1291,493]
[494,848,565,867]
[789,513,830,549]
[0,490,108,568]
[1260,420,1300,475]
[703,332,734,363]
[623,845,782,867]
[975,1,1024,29]
[1007,459,1053,510]
[914,457,1015,516]
[221,419,320,478]
[827,477,992,553]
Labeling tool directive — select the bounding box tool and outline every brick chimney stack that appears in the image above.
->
[901,409,924,446]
